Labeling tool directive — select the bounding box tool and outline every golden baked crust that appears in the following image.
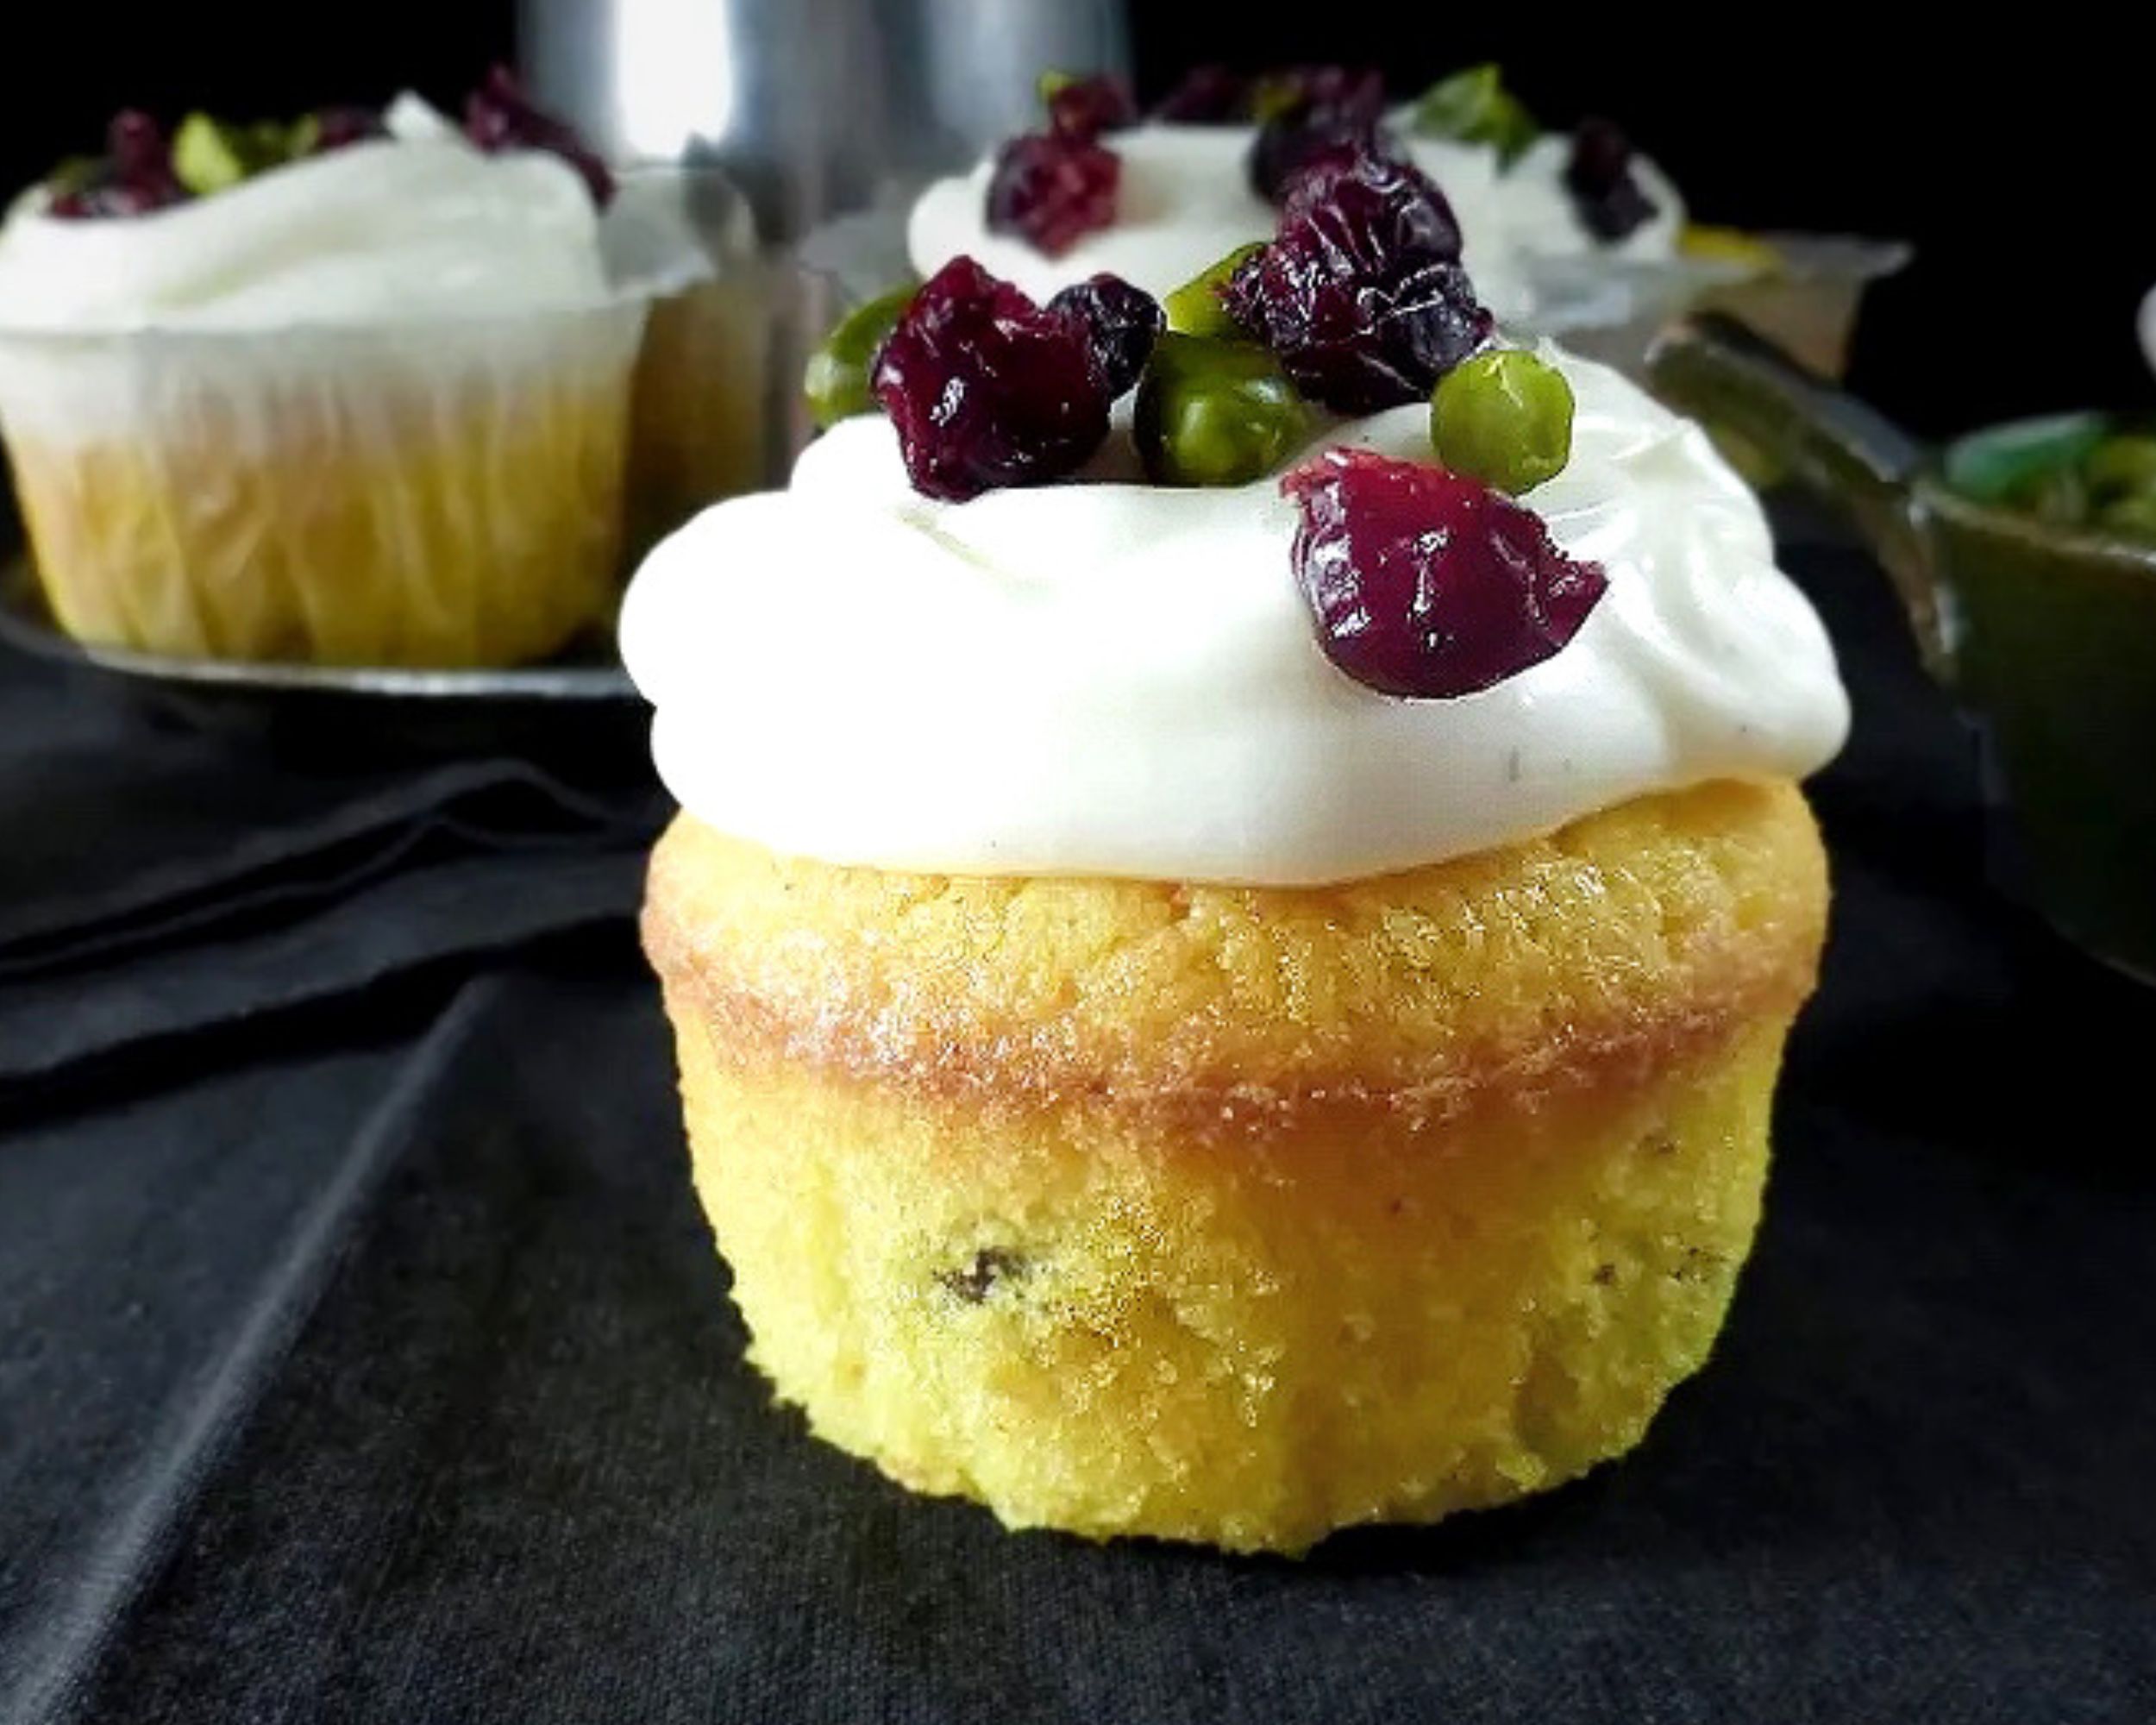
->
[643,780,1831,1552]
[644,776,1827,1132]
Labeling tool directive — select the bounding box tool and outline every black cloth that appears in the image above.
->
[0,652,663,1093]
[2,538,2153,1724]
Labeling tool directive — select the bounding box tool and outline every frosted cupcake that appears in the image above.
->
[0,74,646,667]
[906,70,1532,320]
[630,147,1849,1553]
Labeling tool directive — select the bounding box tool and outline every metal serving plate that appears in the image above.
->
[0,549,646,764]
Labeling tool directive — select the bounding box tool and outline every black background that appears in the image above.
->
[1,3,2147,441]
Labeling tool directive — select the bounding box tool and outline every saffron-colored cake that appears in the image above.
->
[644,780,1825,1552]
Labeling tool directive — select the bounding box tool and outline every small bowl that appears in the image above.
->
[1652,313,2156,983]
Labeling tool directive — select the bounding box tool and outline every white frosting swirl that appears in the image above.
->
[0,97,609,331]
[907,122,1532,320]
[622,344,1846,886]
[1499,133,1685,263]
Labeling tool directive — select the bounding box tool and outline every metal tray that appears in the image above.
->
[0,554,647,765]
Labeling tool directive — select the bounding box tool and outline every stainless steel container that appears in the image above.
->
[519,0,1131,241]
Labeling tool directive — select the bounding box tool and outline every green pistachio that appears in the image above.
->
[2084,435,2156,505]
[1430,348,1576,496]
[1411,65,1540,166]
[802,283,918,430]
[1135,333,1311,488]
[1163,243,1263,339]
[172,115,252,196]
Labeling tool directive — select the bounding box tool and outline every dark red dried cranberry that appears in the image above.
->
[1225,146,1487,414]
[1565,117,1657,243]
[1246,69,1388,204]
[1275,135,1463,261]
[48,111,187,219]
[1046,273,1162,398]
[49,178,178,219]
[466,66,614,206]
[872,257,1112,502]
[109,111,171,182]
[312,107,389,152]
[1152,65,1249,124]
[984,131,1119,258]
[1047,75,1137,142]
[1282,447,1608,699]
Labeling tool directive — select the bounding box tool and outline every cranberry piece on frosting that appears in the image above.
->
[1046,273,1163,398]
[47,111,187,219]
[465,66,615,206]
[1565,117,1658,243]
[1245,66,1388,204]
[872,257,1112,502]
[1224,145,1486,414]
[984,131,1120,258]
[1047,75,1138,142]
[1282,446,1608,699]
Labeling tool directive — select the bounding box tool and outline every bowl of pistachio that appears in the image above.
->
[1652,311,2156,982]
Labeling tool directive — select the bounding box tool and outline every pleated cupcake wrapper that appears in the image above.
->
[0,298,649,666]
[624,264,779,560]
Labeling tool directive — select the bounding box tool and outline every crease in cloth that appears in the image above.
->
[0,974,511,1725]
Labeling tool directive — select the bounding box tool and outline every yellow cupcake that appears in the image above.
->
[0,91,649,668]
[0,312,640,666]
[643,777,1828,1553]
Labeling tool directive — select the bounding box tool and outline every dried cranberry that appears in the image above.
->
[312,107,389,153]
[1047,75,1137,142]
[1282,447,1608,699]
[1224,146,1487,414]
[1275,145,1463,260]
[109,112,170,182]
[984,131,1119,258]
[1244,67,1388,204]
[1152,65,1249,123]
[1565,117,1657,243]
[48,111,187,219]
[48,178,177,219]
[872,256,1112,502]
[1047,273,1162,398]
[466,66,614,206]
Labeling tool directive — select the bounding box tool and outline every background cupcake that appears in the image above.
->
[0,77,647,668]
[905,70,1532,322]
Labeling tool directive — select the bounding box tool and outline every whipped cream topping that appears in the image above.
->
[906,122,1532,320]
[1499,133,1684,263]
[0,97,610,331]
[622,343,1847,887]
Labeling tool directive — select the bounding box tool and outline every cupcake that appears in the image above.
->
[604,164,774,563]
[905,70,1532,320]
[630,154,1848,1553]
[0,74,646,667]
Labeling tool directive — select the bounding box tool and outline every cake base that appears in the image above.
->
[646,779,1828,1552]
